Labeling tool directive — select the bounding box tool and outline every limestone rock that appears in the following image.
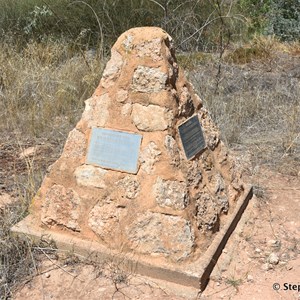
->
[139,142,161,174]
[178,86,195,117]
[195,192,219,232]
[116,89,128,103]
[127,212,194,261]
[267,239,281,248]
[153,177,188,210]
[89,201,127,242]
[187,161,202,189]
[131,103,172,131]
[62,129,86,158]
[199,108,220,150]
[268,253,279,265]
[74,165,107,189]
[122,34,134,52]
[41,185,81,231]
[135,38,163,61]
[121,103,132,116]
[117,175,140,199]
[100,50,123,88]
[164,135,180,166]
[80,93,110,128]
[217,196,229,214]
[211,173,225,195]
[132,66,167,93]
[206,173,229,213]
[261,263,273,271]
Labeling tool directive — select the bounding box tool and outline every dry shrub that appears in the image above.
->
[189,43,300,175]
[0,39,104,138]
[0,201,35,298]
[176,52,213,71]
[0,38,104,299]
[224,35,279,64]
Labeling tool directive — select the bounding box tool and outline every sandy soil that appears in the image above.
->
[10,164,299,300]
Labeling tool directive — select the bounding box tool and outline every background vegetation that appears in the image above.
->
[0,0,299,298]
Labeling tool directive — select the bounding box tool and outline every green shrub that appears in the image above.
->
[266,0,300,41]
[0,0,247,52]
[238,0,272,36]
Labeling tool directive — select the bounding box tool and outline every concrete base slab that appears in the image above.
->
[12,186,253,292]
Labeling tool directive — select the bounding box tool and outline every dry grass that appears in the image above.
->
[0,203,35,298]
[0,39,104,299]
[189,39,300,175]
[0,39,104,138]
[223,35,279,64]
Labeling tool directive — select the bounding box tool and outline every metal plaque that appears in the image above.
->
[87,128,142,174]
[178,115,206,160]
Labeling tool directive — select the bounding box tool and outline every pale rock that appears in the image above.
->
[132,66,167,93]
[135,38,163,61]
[117,176,140,199]
[121,103,132,116]
[139,142,161,174]
[247,275,254,282]
[62,129,86,158]
[208,173,228,212]
[268,253,279,265]
[187,161,202,189]
[199,108,220,150]
[116,89,128,103]
[267,239,281,248]
[41,185,81,231]
[178,86,195,117]
[217,196,229,213]
[89,202,127,242]
[167,62,178,86]
[89,93,111,127]
[164,135,180,166]
[122,34,134,52]
[281,252,290,261]
[127,212,194,261]
[79,96,94,125]
[261,263,273,271]
[153,177,188,210]
[195,192,219,231]
[206,133,219,150]
[100,50,123,88]
[131,103,172,131]
[74,165,107,189]
[218,141,229,165]
[207,173,225,195]
[200,151,213,171]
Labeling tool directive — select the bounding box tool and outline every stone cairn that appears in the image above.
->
[31,27,244,264]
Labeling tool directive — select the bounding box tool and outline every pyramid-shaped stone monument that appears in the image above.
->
[13,27,252,290]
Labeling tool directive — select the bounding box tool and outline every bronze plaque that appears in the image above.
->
[178,115,206,159]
